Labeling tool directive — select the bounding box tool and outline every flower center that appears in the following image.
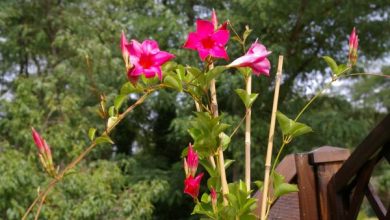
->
[201,37,214,49]
[139,54,153,68]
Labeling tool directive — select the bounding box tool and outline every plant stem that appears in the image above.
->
[260,56,283,220]
[294,80,333,122]
[245,75,252,191]
[270,141,287,177]
[208,62,229,205]
[22,89,156,220]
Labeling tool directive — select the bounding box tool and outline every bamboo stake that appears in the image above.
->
[210,75,229,205]
[260,56,284,219]
[245,75,252,191]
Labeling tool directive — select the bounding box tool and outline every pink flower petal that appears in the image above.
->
[198,48,210,60]
[127,40,142,57]
[211,29,229,45]
[183,32,200,50]
[130,66,144,76]
[210,46,229,60]
[152,51,175,66]
[251,58,271,76]
[144,68,157,78]
[120,32,128,56]
[211,9,218,30]
[196,19,214,38]
[227,54,258,67]
[141,40,160,54]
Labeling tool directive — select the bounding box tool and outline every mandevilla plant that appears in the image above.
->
[22,9,387,220]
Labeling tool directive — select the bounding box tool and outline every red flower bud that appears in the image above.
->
[31,127,45,153]
[185,143,199,177]
[210,187,217,210]
[184,173,204,199]
[348,27,359,66]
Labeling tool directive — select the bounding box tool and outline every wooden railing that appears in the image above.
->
[328,114,390,219]
[254,114,389,220]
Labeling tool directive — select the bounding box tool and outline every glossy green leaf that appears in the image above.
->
[276,111,313,138]
[224,159,234,170]
[164,74,182,91]
[220,132,231,151]
[254,181,263,190]
[108,106,115,117]
[120,82,143,95]
[201,193,210,203]
[95,135,114,145]
[88,128,96,141]
[114,94,127,110]
[206,66,226,83]
[235,89,259,108]
[273,172,299,198]
[323,56,338,75]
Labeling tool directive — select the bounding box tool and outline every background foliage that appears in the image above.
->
[0,0,389,219]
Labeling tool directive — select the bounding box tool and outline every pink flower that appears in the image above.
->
[227,40,271,76]
[183,10,229,61]
[184,173,204,199]
[184,143,199,177]
[348,27,358,66]
[120,33,175,83]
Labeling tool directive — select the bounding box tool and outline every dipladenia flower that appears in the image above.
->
[31,128,56,177]
[184,143,199,177]
[183,10,229,61]
[120,33,175,83]
[184,173,204,199]
[227,40,271,76]
[348,27,358,66]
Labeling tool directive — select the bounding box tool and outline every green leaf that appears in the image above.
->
[220,132,231,151]
[276,111,313,138]
[273,172,299,198]
[114,94,127,110]
[88,128,96,141]
[336,64,349,76]
[162,61,177,72]
[95,135,114,145]
[254,181,263,190]
[235,89,259,108]
[200,159,217,177]
[120,82,143,95]
[175,65,186,82]
[108,106,116,117]
[237,67,252,77]
[201,193,210,203]
[206,66,226,83]
[322,56,338,75]
[224,159,235,170]
[164,74,182,91]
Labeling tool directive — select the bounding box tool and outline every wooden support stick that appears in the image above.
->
[260,56,284,219]
[245,75,252,191]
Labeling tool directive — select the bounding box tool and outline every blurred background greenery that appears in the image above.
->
[0,0,389,219]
